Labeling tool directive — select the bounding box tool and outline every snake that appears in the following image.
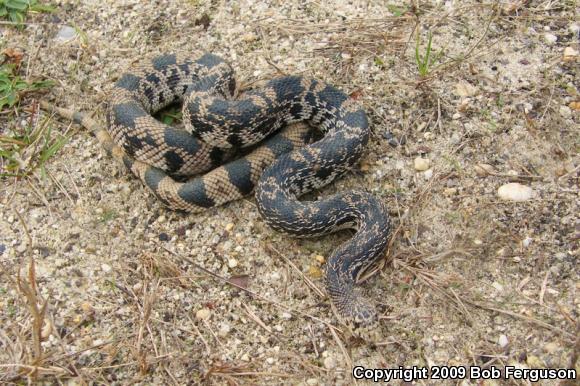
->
[42,52,392,335]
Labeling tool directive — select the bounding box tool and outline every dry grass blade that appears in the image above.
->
[159,244,340,332]
[257,17,413,58]
[265,244,325,298]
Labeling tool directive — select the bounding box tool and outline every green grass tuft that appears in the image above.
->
[0,63,54,111]
[0,119,70,178]
[0,0,55,26]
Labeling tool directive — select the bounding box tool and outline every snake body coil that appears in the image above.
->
[44,52,392,332]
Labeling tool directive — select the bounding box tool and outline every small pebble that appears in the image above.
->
[41,319,53,339]
[323,356,337,369]
[0,244,5,255]
[225,223,234,232]
[281,312,292,320]
[414,157,430,171]
[497,183,534,202]
[265,357,275,365]
[55,26,77,42]
[444,188,457,196]
[228,258,238,268]
[543,33,557,45]
[196,308,211,320]
[101,263,112,273]
[498,334,509,348]
[455,81,477,97]
[424,169,433,180]
[543,342,559,353]
[522,237,532,248]
[158,233,169,241]
[313,254,325,264]
[218,323,231,337]
[492,281,504,292]
[306,379,319,386]
[382,131,399,147]
[559,105,572,119]
[474,163,495,177]
[308,265,323,279]
[562,46,578,62]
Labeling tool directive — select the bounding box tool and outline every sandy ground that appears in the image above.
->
[0,0,578,384]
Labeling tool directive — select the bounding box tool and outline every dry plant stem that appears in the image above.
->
[13,209,49,375]
[158,244,342,333]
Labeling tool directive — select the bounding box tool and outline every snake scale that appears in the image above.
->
[42,52,392,334]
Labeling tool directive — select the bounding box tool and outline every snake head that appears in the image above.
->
[326,275,380,339]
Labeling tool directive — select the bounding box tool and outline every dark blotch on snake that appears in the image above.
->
[178,179,215,208]
[164,127,201,155]
[195,53,224,69]
[115,73,141,92]
[164,150,184,174]
[224,159,254,195]
[152,53,177,71]
[111,102,148,130]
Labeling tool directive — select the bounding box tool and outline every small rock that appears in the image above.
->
[241,33,257,42]
[444,187,457,196]
[424,169,433,180]
[543,33,557,45]
[308,265,323,279]
[414,157,430,171]
[559,105,572,119]
[455,81,478,97]
[562,46,578,62]
[101,263,112,273]
[306,379,319,386]
[265,357,275,365]
[0,244,5,255]
[359,161,371,172]
[16,243,27,254]
[281,312,292,320]
[522,237,532,248]
[227,258,238,268]
[55,26,77,42]
[158,233,169,241]
[196,308,211,320]
[225,223,234,232]
[383,131,399,147]
[474,163,495,177]
[497,183,534,202]
[241,353,250,361]
[543,342,559,353]
[452,112,462,120]
[218,323,231,337]
[498,334,509,348]
[492,281,504,292]
[41,319,53,339]
[323,356,337,369]
[569,101,580,111]
[313,254,325,264]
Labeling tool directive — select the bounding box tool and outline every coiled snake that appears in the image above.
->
[42,52,392,335]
